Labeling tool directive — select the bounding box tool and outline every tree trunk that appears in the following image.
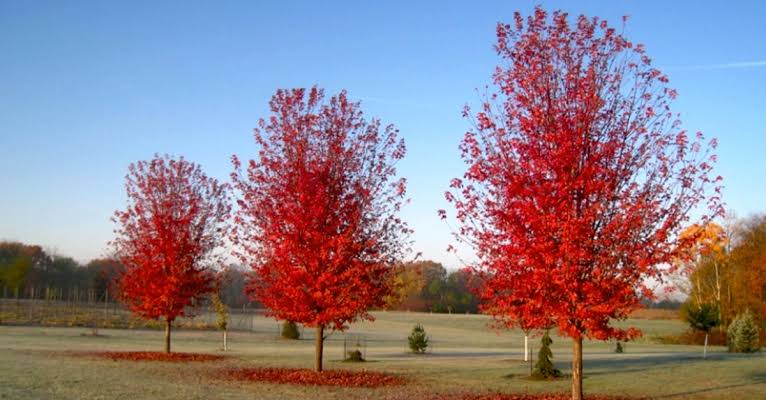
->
[703,333,708,359]
[315,325,325,372]
[694,277,702,305]
[572,337,583,400]
[223,329,228,351]
[727,282,732,324]
[528,344,533,376]
[524,334,529,362]
[164,319,172,353]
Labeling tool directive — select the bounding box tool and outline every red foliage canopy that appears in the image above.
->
[442,8,722,342]
[113,155,230,323]
[231,87,411,331]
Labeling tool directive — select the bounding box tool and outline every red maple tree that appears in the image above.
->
[231,87,411,372]
[112,155,230,353]
[440,8,722,399]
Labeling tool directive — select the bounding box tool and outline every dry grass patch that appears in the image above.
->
[628,309,679,320]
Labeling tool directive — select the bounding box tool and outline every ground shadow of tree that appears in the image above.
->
[582,353,766,398]
[651,379,766,399]
[584,352,764,376]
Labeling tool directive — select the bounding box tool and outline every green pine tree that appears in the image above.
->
[682,302,720,358]
[727,310,761,353]
[408,323,429,354]
[532,331,562,379]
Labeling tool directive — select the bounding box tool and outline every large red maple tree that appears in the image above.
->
[441,8,722,399]
[231,87,411,372]
[112,155,230,353]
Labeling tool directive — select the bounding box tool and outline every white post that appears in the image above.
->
[524,335,529,362]
[223,330,228,352]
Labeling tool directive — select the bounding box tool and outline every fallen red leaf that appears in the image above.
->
[224,367,406,388]
[450,394,640,400]
[70,351,225,362]
[385,393,643,400]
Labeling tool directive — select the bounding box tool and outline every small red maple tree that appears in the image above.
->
[440,8,722,400]
[112,154,230,353]
[231,87,411,372]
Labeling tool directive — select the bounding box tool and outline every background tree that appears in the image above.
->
[727,310,761,353]
[34,256,80,294]
[217,264,251,308]
[1,242,51,297]
[384,260,481,313]
[0,254,32,297]
[441,8,721,400]
[0,242,51,281]
[728,215,766,322]
[442,268,481,314]
[384,262,424,309]
[676,215,766,331]
[112,155,230,353]
[675,223,731,325]
[231,87,411,372]
[0,242,126,301]
[0,243,88,298]
[682,302,720,358]
[414,261,447,311]
[82,258,123,297]
[212,290,229,351]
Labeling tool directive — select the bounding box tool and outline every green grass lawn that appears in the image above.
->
[1,312,764,399]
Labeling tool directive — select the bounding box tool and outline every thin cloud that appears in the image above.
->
[664,60,766,71]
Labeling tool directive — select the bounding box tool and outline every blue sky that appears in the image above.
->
[1,1,764,267]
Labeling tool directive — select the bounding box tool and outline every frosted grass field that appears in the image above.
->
[1,312,764,399]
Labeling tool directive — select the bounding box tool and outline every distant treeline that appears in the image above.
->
[0,241,478,313]
[641,298,683,310]
[384,260,685,314]
[1,241,677,314]
[0,241,250,307]
[385,260,481,313]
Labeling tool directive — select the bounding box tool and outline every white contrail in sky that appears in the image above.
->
[664,60,766,71]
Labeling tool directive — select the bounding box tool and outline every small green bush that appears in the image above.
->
[281,321,300,340]
[532,331,562,379]
[408,323,429,354]
[615,341,624,353]
[346,349,365,362]
[727,310,761,353]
